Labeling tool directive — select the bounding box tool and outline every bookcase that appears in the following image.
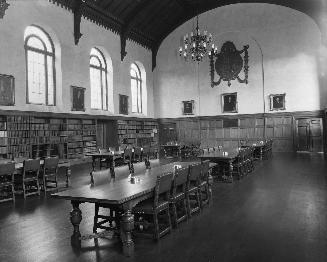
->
[117,119,158,150]
[0,113,97,160]
[0,116,8,156]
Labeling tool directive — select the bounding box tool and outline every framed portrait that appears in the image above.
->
[182,100,194,115]
[269,93,285,111]
[71,86,85,111]
[0,74,15,106]
[222,92,237,113]
[119,94,128,115]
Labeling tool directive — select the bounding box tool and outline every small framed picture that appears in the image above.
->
[0,74,15,106]
[182,100,194,115]
[222,92,237,113]
[71,86,85,111]
[269,93,285,111]
[119,94,128,115]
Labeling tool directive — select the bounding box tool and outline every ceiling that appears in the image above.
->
[50,0,325,68]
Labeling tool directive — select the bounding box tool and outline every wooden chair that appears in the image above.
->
[0,162,15,203]
[187,163,202,217]
[133,147,143,162]
[40,157,59,193]
[98,148,110,169]
[91,169,122,233]
[231,149,246,179]
[133,162,147,174]
[199,160,211,208]
[170,167,188,227]
[15,159,41,199]
[133,172,173,240]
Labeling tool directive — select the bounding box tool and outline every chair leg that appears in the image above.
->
[93,204,99,233]
[23,181,26,200]
[11,184,15,203]
[172,202,178,227]
[153,212,159,240]
[166,208,172,233]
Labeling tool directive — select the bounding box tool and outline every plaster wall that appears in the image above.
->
[155,4,325,118]
[0,0,154,117]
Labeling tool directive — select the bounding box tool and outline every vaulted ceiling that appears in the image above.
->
[50,0,325,69]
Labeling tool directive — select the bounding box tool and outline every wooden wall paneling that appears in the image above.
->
[230,128,239,139]
[272,139,293,152]
[224,128,231,139]
[216,128,224,138]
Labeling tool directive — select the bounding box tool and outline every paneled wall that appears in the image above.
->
[160,111,324,152]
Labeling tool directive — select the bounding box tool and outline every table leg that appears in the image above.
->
[260,147,263,160]
[70,201,82,248]
[120,210,134,257]
[110,156,115,178]
[228,161,234,183]
[65,166,71,187]
[91,156,96,172]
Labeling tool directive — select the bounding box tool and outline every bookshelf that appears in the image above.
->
[0,116,8,156]
[7,115,31,158]
[117,119,158,150]
[0,113,97,160]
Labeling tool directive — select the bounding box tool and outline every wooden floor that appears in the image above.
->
[0,153,326,262]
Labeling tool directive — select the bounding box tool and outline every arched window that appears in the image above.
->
[24,25,55,105]
[130,63,142,113]
[90,48,108,110]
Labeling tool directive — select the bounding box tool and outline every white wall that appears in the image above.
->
[0,0,154,117]
[155,3,325,118]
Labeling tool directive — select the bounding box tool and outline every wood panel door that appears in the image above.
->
[159,122,177,144]
[296,118,323,152]
[96,120,118,149]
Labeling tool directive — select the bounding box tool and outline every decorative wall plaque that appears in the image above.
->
[210,41,249,87]
[222,92,238,113]
[71,86,85,111]
[119,94,128,115]
[0,74,15,106]
[182,100,194,115]
[269,93,286,111]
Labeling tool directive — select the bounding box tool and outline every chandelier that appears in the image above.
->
[179,14,214,62]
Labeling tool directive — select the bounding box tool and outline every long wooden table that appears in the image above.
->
[241,140,266,160]
[85,151,124,178]
[198,148,240,183]
[51,161,199,256]
[161,144,182,158]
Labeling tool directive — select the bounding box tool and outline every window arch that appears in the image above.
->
[90,47,108,110]
[130,63,143,113]
[24,25,56,105]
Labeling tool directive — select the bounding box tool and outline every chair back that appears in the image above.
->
[134,147,142,161]
[119,144,128,152]
[90,168,111,186]
[154,172,173,206]
[0,162,15,180]
[201,160,210,182]
[149,159,160,168]
[124,148,133,162]
[114,164,131,178]
[23,159,40,179]
[172,167,188,196]
[44,157,59,175]
[188,163,202,187]
[133,162,146,174]
[0,162,15,175]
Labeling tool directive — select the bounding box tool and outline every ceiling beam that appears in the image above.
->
[120,0,153,61]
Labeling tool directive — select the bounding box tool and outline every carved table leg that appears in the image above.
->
[91,156,96,171]
[110,156,115,178]
[120,210,134,257]
[65,166,71,187]
[145,155,150,169]
[228,161,234,183]
[70,201,82,248]
[260,147,263,160]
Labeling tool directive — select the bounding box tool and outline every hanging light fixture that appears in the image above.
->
[179,13,214,62]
